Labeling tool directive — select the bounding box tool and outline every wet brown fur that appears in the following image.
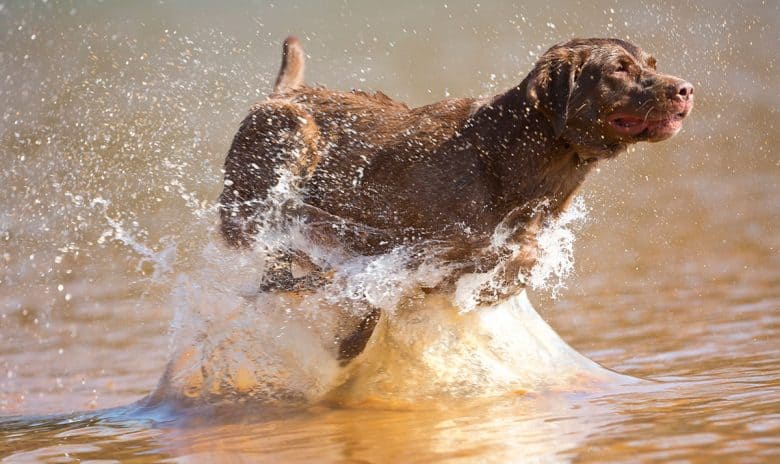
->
[218,36,693,360]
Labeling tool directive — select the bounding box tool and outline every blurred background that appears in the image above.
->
[0,0,777,442]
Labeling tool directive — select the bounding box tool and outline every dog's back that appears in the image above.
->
[220,37,480,250]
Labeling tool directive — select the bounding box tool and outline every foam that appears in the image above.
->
[147,162,624,406]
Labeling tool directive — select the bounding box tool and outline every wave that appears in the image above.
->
[143,174,631,407]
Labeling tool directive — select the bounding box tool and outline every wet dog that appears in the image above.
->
[218,36,693,361]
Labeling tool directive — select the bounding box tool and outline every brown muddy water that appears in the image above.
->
[1,1,779,462]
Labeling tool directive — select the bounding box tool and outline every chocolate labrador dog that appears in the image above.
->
[218,37,693,361]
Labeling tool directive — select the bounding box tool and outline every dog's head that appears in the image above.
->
[525,38,694,159]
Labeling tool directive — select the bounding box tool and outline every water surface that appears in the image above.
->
[1,1,779,462]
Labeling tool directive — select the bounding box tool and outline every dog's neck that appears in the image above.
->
[461,82,597,220]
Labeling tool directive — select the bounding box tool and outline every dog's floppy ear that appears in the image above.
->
[526,46,588,138]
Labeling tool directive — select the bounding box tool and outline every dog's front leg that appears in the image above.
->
[474,214,542,305]
[337,307,381,365]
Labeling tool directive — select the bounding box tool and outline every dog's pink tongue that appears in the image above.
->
[608,115,647,136]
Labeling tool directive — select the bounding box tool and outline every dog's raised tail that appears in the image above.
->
[272,36,305,95]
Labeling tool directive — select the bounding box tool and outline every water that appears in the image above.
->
[2,1,779,462]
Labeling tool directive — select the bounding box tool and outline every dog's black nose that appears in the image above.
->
[676,81,694,100]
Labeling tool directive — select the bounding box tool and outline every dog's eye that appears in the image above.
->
[615,62,629,74]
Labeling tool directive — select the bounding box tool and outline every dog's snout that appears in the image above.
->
[672,80,693,101]
[676,81,694,99]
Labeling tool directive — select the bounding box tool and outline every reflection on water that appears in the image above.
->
[1,0,779,462]
[2,375,778,462]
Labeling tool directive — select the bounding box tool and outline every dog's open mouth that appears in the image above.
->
[608,111,687,140]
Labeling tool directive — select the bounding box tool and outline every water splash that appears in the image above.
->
[453,197,587,312]
[528,196,588,297]
[147,160,615,407]
[0,4,620,408]
[88,197,178,279]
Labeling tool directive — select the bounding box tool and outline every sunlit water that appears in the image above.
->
[1,1,779,462]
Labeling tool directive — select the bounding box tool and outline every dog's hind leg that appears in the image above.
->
[218,101,320,248]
